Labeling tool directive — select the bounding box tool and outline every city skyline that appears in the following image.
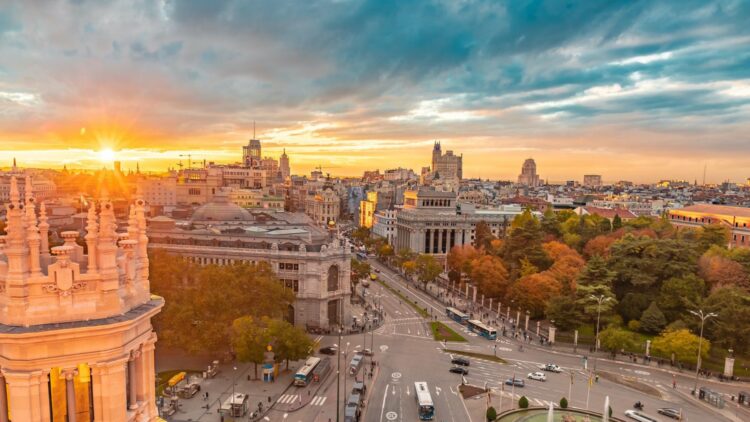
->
[1,1,749,182]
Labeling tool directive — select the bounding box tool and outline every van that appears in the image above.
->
[624,409,659,422]
[349,354,364,376]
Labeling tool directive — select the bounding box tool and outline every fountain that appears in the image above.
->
[547,401,554,422]
[603,396,610,422]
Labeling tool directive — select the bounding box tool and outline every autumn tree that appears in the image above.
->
[598,326,637,355]
[651,329,710,365]
[503,209,551,279]
[402,260,417,280]
[469,255,510,299]
[698,224,729,253]
[350,258,372,290]
[395,248,417,270]
[474,220,496,251]
[232,316,271,379]
[702,286,750,353]
[698,252,749,291]
[416,254,442,289]
[508,273,561,318]
[377,243,395,261]
[583,235,616,259]
[541,208,562,238]
[447,244,480,283]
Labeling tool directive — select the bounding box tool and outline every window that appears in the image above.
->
[327,265,339,291]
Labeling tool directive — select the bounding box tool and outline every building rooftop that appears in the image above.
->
[673,204,750,218]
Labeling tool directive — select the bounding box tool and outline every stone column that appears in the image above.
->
[525,313,530,331]
[4,369,50,422]
[64,369,78,422]
[91,357,128,422]
[128,352,139,410]
[142,335,159,418]
[0,370,8,422]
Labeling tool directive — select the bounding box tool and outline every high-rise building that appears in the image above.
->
[243,139,262,168]
[583,174,603,187]
[280,149,291,180]
[517,158,540,186]
[431,142,463,180]
[0,177,163,421]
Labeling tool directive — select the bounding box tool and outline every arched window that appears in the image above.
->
[327,265,339,292]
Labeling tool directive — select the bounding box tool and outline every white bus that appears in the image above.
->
[414,381,435,420]
[294,357,321,386]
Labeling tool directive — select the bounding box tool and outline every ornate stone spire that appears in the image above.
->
[127,205,138,244]
[4,176,30,288]
[84,203,99,272]
[38,202,50,258]
[24,179,41,277]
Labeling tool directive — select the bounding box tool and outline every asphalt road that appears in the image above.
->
[271,257,748,422]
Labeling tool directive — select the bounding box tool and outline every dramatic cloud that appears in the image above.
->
[0,0,749,182]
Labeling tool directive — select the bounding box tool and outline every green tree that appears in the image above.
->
[698,224,729,252]
[657,275,705,321]
[416,254,442,289]
[639,302,667,334]
[617,293,651,323]
[232,316,271,379]
[350,258,372,290]
[612,214,623,230]
[599,326,637,355]
[377,243,395,261]
[351,227,371,244]
[703,286,750,353]
[576,283,617,322]
[577,255,615,287]
[518,396,529,409]
[266,318,314,370]
[541,208,562,238]
[395,248,417,270]
[651,329,710,365]
[402,260,417,280]
[486,406,497,422]
[503,209,551,279]
[545,296,582,331]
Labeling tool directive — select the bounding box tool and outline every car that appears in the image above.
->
[504,378,525,387]
[527,372,547,381]
[540,363,562,373]
[374,269,381,273]
[657,408,682,420]
[451,357,470,366]
[449,366,469,375]
[356,348,373,356]
[319,346,337,355]
[624,410,659,422]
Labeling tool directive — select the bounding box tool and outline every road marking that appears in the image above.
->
[379,384,390,422]
[391,372,402,379]
[386,411,398,421]
[380,345,389,352]
[406,385,410,396]
[283,414,288,419]
[435,386,441,396]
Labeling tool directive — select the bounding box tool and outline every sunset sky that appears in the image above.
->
[0,1,749,183]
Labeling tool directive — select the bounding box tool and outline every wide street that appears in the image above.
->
[274,257,750,422]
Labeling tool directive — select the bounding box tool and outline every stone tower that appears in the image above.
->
[0,176,163,422]
[431,141,441,173]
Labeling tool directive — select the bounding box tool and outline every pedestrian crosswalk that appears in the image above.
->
[276,394,300,404]
[310,395,328,406]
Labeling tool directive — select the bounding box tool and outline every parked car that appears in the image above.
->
[624,410,659,422]
[449,366,469,375]
[357,348,373,356]
[505,378,525,387]
[527,372,547,381]
[451,357,470,366]
[319,346,337,355]
[540,363,562,373]
[657,408,682,420]
[374,269,381,273]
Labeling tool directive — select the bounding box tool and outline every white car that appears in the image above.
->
[527,372,546,381]
[540,363,562,373]
[624,410,659,422]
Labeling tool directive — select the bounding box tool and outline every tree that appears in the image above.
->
[508,273,561,318]
[469,255,510,299]
[541,208,562,238]
[703,286,750,353]
[544,242,585,293]
[598,326,637,355]
[559,397,568,409]
[266,318,314,370]
[351,227,371,244]
[651,329,710,365]
[657,275,705,321]
[545,296,582,331]
[474,220,496,251]
[503,209,551,279]
[698,224,729,252]
[377,243,395,261]
[447,244,480,281]
[518,396,529,409]
[402,260,417,280]
[415,254,442,289]
[583,235,616,259]
[350,258,371,290]
[698,253,749,291]
[612,214,623,230]
[617,293,652,323]
[576,283,617,322]
[639,302,667,334]
[232,316,271,379]
[395,248,417,270]
[577,255,615,287]
[486,406,497,422]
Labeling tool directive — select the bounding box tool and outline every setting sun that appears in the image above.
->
[98,148,116,163]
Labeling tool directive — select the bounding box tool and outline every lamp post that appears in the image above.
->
[590,295,611,352]
[344,341,351,413]
[689,309,717,392]
[336,327,342,422]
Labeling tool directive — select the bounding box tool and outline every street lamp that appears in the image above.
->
[689,309,718,392]
[344,341,351,415]
[590,295,611,352]
[336,327,342,422]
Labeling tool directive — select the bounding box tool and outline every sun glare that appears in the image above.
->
[98,148,116,162]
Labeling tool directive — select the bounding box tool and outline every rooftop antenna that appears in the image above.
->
[702,163,707,186]
[253,121,256,139]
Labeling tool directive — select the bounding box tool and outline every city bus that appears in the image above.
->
[445,307,469,324]
[294,357,321,386]
[414,381,435,420]
[467,319,497,340]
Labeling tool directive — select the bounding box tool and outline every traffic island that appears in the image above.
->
[494,407,628,422]
[444,348,507,364]
[596,370,663,399]
[431,321,467,342]
[459,383,486,399]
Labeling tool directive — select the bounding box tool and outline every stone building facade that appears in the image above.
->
[0,177,163,421]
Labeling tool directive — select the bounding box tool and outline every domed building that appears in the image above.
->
[190,189,252,224]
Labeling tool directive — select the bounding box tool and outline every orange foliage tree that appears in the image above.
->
[507,273,562,318]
